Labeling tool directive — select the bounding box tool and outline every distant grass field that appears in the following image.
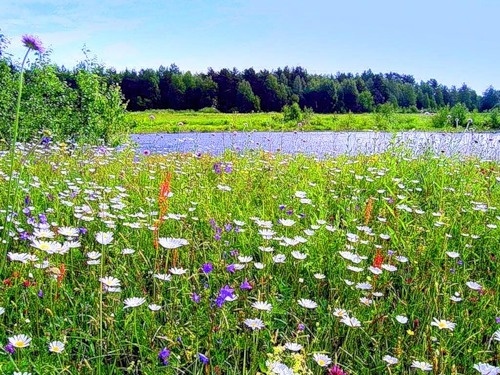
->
[126,110,492,134]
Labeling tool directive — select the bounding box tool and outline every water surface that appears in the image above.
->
[130,131,500,160]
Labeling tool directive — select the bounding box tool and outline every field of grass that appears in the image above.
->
[126,110,493,134]
[0,141,499,374]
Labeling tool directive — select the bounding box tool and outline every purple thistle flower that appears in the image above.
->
[201,263,213,274]
[22,34,45,53]
[158,347,170,365]
[239,278,252,291]
[198,353,209,364]
[4,343,15,354]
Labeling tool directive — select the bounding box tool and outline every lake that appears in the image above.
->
[130,130,500,160]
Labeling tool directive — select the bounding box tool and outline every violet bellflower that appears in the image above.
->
[158,347,170,365]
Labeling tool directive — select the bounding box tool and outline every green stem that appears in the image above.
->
[1,49,30,276]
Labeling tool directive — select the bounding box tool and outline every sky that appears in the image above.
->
[1,0,499,94]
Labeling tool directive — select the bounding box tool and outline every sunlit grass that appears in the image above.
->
[0,141,499,374]
[126,110,493,134]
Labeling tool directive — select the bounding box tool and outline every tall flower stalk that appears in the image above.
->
[1,35,45,274]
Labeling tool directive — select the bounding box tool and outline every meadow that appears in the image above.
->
[0,140,499,375]
[125,110,495,134]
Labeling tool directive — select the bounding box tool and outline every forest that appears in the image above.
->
[72,64,500,114]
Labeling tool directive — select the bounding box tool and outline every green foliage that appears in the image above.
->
[431,107,451,128]
[0,56,128,145]
[487,107,500,129]
[198,106,220,113]
[282,102,302,122]
[450,103,469,127]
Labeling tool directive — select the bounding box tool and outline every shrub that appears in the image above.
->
[282,102,302,122]
[198,106,220,113]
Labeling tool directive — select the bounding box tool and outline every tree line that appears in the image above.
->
[87,65,499,114]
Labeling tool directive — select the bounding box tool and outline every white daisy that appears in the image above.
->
[48,340,65,353]
[382,355,399,365]
[244,318,265,330]
[411,360,432,371]
[284,342,302,351]
[123,297,146,309]
[297,298,318,309]
[158,237,188,249]
[251,301,272,312]
[95,231,114,245]
[313,353,332,367]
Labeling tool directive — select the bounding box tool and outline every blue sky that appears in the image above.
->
[1,0,499,93]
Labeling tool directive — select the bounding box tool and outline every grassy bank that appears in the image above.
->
[126,110,494,134]
[0,142,499,374]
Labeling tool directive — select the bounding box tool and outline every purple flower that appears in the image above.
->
[495,316,500,324]
[229,249,239,257]
[198,353,209,364]
[191,293,201,303]
[38,213,48,224]
[297,323,305,331]
[213,163,222,174]
[38,289,44,298]
[22,34,45,53]
[158,347,170,365]
[226,264,236,273]
[79,227,88,235]
[328,365,347,375]
[201,263,213,274]
[142,149,151,156]
[24,195,31,206]
[286,209,294,216]
[224,223,233,232]
[279,204,286,210]
[19,231,29,241]
[22,207,31,215]
[4,343,15,354]
[215,285,234,308]
[224,164,233,173]
[239,278,252,291]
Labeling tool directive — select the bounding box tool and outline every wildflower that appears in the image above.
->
[123,297,146,309]
[431,318,456,331]
[446,251,460,258]
[474,363,500,374]
[158,347,170,365]
[244,318,265,330]
[99,276,121,292]
[48,341,65,353]
[191,293,201,303]
[291,251,307,260]
[252,301,272,312]
[284,342,302,351]
[158,237,188,249]
[333,308,348,318]
[58,226,79,237]
[240,279,252,290]
[215,285,235,308]
[313,353,332,367]
[492,329,500,342]
[4,343,15,354]
[340,316,361,328]
[7,252,31,263]
[466,281,483,291]
[22,34,45,53]
[273,254,286,263]
[9,334,31,348]
[395,315,408,324]
[328,365,347,375]
[153,273,171,281]
[148,304,162,311]
[0,307,4,315]
[382,355,399,365]
[355,282,372,290]
[198,353,209,364]
[201,263,213,274]
[169,267,187,275]
[411,360,433,371]
[95,231,113,245]
[297,323,305,331]
[279,219,296,227]
[297,298,318,309]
